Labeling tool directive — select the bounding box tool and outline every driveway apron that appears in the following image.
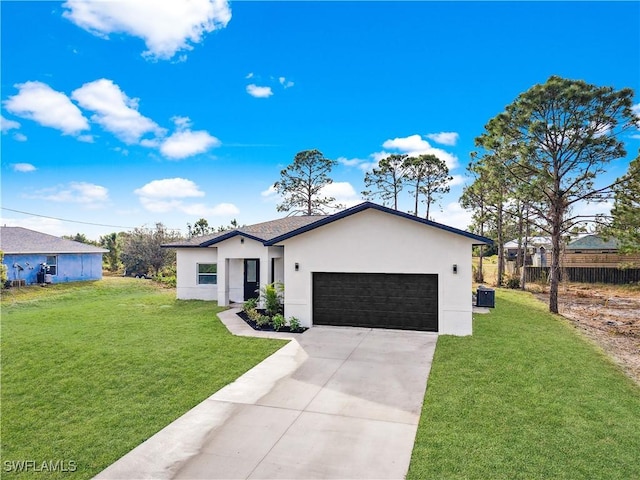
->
[95,309,438,480]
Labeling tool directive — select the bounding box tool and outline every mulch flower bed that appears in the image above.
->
[236,309,307,333]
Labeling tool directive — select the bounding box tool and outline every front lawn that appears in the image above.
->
[408,288,640,480]
[1,278,287,479]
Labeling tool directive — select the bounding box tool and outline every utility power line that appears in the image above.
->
[1,207,138,229]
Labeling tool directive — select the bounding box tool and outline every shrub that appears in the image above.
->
[260,282,284,317]
[288,316,301,332]
[506,274,520,289]
[272,314,286,331]
[243,297,258,311]
[246,307,261,322]
[256,315,272,328]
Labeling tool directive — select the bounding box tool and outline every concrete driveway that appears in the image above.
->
[95,309,438,480]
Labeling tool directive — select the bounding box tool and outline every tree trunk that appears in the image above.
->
[425,200,431,221]
[515,202,524,277]
[520,209,529,291]
[549,200,563,314]
[496,204,504,287]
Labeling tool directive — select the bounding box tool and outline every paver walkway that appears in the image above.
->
[95,309,438,479]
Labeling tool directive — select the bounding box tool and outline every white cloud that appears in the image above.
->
[449,174,465,187]
[181,202,239,216]
[13,133,28,142]
[632,103,640,116]
[1,115,21,133]
[159,118,221,159]
[72,79,162,144]
[261,184,277,197]
[12,163,37,173]
[245,72,254,79]
[26,182,109,208]
[380,134,458,169]
[321,181,363,208]
[4,81,89,135]
[426,131,459,146]
[134,178,205,199]
[279,76,294,88]
[62,0,232,60]
[134,178,236,216]
[77,134,95,143]
[429,202,474,230]
[337,156,379,172]
[0,216,66,237]
[246,84,273,98]
[382,134,429,152]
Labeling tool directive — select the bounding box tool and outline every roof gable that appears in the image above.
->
[264,202,493,246]
[0,227,108,254]
[164,215,329,248]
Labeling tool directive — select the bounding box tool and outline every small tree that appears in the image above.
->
[187,218,213,237]
[0,251,7,286]
[100,232,122,272]
[362,154,408,210]
[603,153,640,254]
[274,149,343,215]
[121,223,182,276]
[63,233,98,246]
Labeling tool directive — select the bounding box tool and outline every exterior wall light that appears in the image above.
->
[295,263,299,271]
[453,264,458,274]
[240,238,244,244]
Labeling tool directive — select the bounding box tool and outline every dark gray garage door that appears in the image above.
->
[312,272,438,331]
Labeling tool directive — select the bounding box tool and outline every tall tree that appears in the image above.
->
[63,233,98,246]
[603,153,640,254]
[187,218,213,237]
[362,154,408,210]
[121,223,182,276]
[461,153,510,286]
[274,149,342,215]
[100,232,122,272]
[415,154,452,220]
[477,75,637,313]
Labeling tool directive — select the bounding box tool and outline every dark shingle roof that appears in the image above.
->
[164,202,493,248]
[264,202,493,246]
[0,227,108,254]
[567,234,619,250]
[163,215,329,248]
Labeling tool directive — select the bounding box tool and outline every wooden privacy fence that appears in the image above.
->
[525,266,640,284]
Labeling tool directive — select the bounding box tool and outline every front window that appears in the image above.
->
[198,263,217,285]
[46,255,57,275]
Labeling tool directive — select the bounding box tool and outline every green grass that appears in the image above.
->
[408,289,640,480]
[1,278,287,479]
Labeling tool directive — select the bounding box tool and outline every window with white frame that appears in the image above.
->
[46,255,58,275]
[197,263,217,284]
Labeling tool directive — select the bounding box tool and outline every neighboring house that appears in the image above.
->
[164,202,492,336]
[0,226,108,285]
[563,234,640,267]
[504,236,552,267]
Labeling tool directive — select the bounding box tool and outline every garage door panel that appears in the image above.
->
[313,273,438,332]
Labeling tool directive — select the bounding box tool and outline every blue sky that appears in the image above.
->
[2,1,639,240]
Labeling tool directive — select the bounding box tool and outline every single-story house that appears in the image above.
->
[164,202,492,336]
[0,226,108,285]
[504,236,552,267]
[562,234,640,267]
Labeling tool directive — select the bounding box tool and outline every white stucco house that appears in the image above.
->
[164,202,492,336]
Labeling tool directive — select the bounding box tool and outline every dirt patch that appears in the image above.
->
[531,283,640,385]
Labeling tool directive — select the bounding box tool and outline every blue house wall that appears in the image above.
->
[4,253,104,284]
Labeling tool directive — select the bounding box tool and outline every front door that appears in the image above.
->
[244,259,260,300]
